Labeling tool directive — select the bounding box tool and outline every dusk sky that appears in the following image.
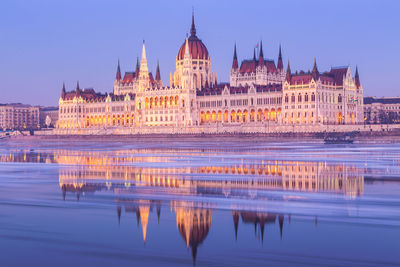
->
[1,0,399,106]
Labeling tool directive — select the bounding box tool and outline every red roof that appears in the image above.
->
[62,88,135,102]
[177,35,209,60]
[287,67,349,86]
[328,67,347,86]
[289,74,313,85]
[122,72,136,84]
[239,59,277,74]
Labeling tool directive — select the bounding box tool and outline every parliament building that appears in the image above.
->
[57,14,364,133]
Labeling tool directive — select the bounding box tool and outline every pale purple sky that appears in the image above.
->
[1,0,399,106]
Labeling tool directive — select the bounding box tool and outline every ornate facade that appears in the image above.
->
[57,13,364,132]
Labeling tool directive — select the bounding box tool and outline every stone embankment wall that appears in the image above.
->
[33,123,400,136]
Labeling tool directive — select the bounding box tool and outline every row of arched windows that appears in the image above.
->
[285,93,316,103]
[200,108,281,124]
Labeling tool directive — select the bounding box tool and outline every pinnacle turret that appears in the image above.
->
[277,45,284,71]
[258,41,264,66]
[61,82,66,98]
[355,66,361,89]
[286,60,291,82]
[190,10,196,36]
[312,58,319,79]
[155,60,161,81]
[232,43,238,70]
[116,59,121,80]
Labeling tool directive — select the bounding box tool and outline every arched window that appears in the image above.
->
[298,93,302,102]
[311,93,316,102]
[305,93,309,102]
[291,94,295,103]
[338,94,342,103]
[285,94,289,103]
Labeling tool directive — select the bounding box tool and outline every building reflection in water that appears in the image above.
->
[0,149,378,264]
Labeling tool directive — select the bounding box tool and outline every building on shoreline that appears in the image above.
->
[0,103,40,130]
[57,14,364,132]
[364,97,400,124]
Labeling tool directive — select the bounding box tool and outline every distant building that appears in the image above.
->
[0,103,40,130]
[364,97,400,124]
[39,106,59,128]
[57,13,364,131]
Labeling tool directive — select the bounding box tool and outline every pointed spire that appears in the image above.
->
[135,56,140,78]
[355,66,361,89]
[312,57,319,79]
[277,45,284,70]
[139,40,149,89]
[190,9,196,36]
[116,59,121,80]
[253,48,256,61]
[61,82,66,98]
[141,40,147,61]
[184,37,191,60]
[258,41,264,66]
[155,60,161,81]
[286,60,291,82]
[232,43,238,70]
[75,81,80,96]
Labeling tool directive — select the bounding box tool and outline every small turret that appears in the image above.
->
[75,81,80,97]
[286,60,291,82]
[232,43,238,70]
[155,60,161,82]
[135,56,140,78]
[355,66,361,89]
[312,58,319,79]
[61,82,66,99]
[258,41,264,66]
[116,59,121,80]
[253,48,256,61]
[277,45,284,71]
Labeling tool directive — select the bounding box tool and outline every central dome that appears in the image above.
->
[177,14,209,60]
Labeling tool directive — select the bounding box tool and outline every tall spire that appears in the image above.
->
[286,60,291,82]
[312,57,319,79]
[140,41,149,75]
[116,59,121,80]
[232,43,238,70]
[141,40,147,62]
[258,41,264,66]
[355,66,361,89]
[277,45,284,70]
[190,9,196,36]
[253,48,256,61]
[155,60,161,81]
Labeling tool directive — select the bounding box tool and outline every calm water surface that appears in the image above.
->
[0,138,399,266]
